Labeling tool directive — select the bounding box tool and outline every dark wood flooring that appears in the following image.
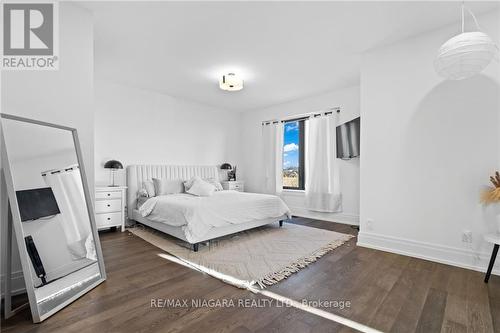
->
[2,218,499,333]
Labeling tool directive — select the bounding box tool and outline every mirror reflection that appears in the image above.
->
[1,116,103,319]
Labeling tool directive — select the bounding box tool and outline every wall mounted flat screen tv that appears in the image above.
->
[16,187,60,222]
[336,117,360,159]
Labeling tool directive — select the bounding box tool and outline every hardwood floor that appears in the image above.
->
[2,218,499,332]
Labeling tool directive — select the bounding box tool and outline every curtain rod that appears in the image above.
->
[42,164,79,176]
[261,107,340,125]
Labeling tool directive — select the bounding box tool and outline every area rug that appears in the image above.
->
[129,223,353,288]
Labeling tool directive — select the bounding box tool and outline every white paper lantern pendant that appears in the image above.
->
[434,4,499,80]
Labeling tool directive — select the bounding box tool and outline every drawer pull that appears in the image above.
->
[107,204,111,207]
[97,191,121,200]
[107,218,111,220]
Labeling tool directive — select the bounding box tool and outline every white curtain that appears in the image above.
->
[43,167,92,259]
[262,121,284,194]
[305,115,342,212]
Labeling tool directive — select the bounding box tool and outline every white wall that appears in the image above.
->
[10,150,76,190]
[94,81,242,186]
[1,3,94,295]
[358,11,500,275]
[240,86,360,224]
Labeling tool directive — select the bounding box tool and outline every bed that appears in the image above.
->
[127,165,291,251]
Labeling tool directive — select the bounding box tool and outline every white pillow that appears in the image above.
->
[183,176,202,192]
[153,178,185,195]
[204,178,223,191]
[186,178,216,197]
[184,177,223,192]
[142,180,156,197]
[137,196,149,208]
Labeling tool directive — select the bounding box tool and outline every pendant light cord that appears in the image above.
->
[461,2,482,33]
[461,2,465,33]
[462,2,499,62]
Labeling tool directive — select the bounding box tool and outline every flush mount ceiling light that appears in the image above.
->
[434,3,499,80]
[219,73,243,91]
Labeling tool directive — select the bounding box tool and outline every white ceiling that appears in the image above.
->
[82,1,499,112]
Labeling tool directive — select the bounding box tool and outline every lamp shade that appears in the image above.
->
[220,163,232,170]
[104,160,123,169]
[434,32,498,80]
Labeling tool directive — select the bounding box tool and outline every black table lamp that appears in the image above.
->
[104,160,123,187]
[221,163,235,181]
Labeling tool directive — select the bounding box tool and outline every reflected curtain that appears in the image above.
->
[262,121,284,194]
[43,167,91,259]
[305,115,342,212]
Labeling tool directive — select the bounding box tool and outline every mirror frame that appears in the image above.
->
[0,113,106,323]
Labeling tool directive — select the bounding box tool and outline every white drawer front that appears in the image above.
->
[95,200,121,213]
[96,212,122,228]
[228,184,244,191]
[96,191,122,200]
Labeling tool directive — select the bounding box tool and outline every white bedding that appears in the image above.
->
[139,190,291,243]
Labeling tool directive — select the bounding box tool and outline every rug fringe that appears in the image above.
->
[255,235,354,288]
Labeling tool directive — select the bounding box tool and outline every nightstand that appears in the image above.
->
[95,186,127,232]
[221,180,244,192]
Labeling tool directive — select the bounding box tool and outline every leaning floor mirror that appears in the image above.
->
[1,114,106,323]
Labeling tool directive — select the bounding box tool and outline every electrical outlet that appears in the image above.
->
[366,218,374,230]
[462,230,472,243]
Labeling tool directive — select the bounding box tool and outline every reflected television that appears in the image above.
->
[16,187,60,222]
[336,117,360,159]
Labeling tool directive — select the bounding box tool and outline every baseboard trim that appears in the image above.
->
[0,270,26,298]
[357,231,500,276]
[289,207,359,225]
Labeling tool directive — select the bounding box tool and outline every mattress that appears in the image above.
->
[138,190,291,243]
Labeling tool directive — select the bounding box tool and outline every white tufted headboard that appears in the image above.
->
[126,165,219,218]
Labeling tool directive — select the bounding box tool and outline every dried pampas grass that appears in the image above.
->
[481,171,500,204]
[481,187,500,204]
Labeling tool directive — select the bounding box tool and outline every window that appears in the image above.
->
[283,120,305,190]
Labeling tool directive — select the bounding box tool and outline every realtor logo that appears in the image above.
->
[2,2,59,70]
